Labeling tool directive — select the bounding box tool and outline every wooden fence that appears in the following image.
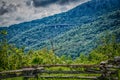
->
[0,56,120,80]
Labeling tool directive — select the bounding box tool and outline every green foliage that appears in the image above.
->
[88,33,120,64]
[0,29,120,73]
[0,30,8,35]
[0,30,9,70]
[0,30,120,80]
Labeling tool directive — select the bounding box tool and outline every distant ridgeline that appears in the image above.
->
[0,0,120,58]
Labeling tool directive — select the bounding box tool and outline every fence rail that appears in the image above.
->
[0,56,120,80]
[23,64,99,68]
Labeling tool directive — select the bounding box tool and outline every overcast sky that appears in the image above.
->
[0,0,89,27]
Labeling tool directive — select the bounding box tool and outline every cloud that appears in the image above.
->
[31,0,81,7]
[0,1,17,15]
[32,0,57,7]
[58,0,80,5]
[0,0,89,27]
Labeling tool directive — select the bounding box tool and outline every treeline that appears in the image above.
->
[0,30,120,71]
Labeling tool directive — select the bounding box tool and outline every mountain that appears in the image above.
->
[0,0,120,58]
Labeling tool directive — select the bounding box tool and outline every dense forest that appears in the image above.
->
[0,30,120,71]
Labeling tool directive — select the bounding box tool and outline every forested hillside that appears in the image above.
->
[0,0,120,58]
[0,30,120,71]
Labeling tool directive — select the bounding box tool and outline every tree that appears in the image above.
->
[0,30,9,70]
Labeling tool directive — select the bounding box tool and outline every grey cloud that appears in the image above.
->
[0,7,8,15]
[32,0,57,7]
[0,1,8,15]
[30,0,80,7]
[0,0,88,27]
[26,0,33,6]
[0,1,17,15]
[58,0,80,5]
[16,17,24,21]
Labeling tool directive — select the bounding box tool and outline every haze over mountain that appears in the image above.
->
[0,0,120,58]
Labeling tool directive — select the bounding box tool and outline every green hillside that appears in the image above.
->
[32,10,120,58]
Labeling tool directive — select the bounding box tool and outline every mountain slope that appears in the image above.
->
[0,0,120,58]
[53,10,120,58]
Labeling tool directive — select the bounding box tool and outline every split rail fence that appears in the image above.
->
[0,56,120,80]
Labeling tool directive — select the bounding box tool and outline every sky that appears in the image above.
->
[0,0,89,27]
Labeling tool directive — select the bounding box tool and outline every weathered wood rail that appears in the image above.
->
[0,56,120,80]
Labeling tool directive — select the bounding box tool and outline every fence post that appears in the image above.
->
[114,56,120,80]
[114,56,120,66]
[99,61,109,79]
